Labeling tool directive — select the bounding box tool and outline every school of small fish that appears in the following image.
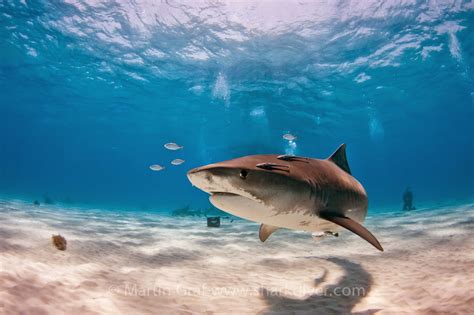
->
[150,142,185,172]
[152,134,297,172]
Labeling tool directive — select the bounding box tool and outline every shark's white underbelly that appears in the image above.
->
[209,193,344,233]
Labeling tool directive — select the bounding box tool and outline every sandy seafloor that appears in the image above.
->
[0,200,473,314]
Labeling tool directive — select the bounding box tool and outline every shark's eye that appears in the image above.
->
[239,169,248,180]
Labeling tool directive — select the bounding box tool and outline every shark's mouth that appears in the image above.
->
[210,192,240,197]
[209,191,260,203]
[209,192,269,221]
[209,191,255,203]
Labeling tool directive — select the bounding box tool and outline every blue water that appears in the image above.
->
[0,1,473,212]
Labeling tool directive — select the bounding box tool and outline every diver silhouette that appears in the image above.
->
[403,187,416,210]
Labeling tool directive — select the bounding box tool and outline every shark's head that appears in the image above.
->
[187,155,312,221]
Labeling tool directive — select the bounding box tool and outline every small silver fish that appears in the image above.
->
[164,143,183,150]
[283,133,297,141]
[171,159,185,166]
[149,164,165,171]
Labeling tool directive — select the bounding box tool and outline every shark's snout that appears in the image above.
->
[187,167,204,186]
[187,166,201,175]
[187,166,217,193]
[187,163,218,177]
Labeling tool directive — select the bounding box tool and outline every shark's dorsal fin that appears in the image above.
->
[320,212,383,251]
[328,144,351,175]
[259,224,280,242]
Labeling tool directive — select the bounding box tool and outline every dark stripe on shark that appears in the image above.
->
[320,212,384,252]
[256,163,290,172]
[276,155,309,163]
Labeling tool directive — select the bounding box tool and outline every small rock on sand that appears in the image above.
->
[52,234,67,251]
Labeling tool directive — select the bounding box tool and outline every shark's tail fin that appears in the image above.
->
[328,144,351,175]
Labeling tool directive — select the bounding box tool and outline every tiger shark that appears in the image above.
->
[187,144,383,251]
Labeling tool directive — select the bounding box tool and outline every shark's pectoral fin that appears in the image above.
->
[259,224,280,242]
[320,212,384,252]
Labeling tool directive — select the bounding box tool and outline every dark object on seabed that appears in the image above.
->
[207,216,221,228]
[44,194,54,205]
[52,234,67,250]
[403,187,416,210]
[33,200,40,206]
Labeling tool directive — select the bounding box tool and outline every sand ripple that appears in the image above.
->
[0,200,473,314]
